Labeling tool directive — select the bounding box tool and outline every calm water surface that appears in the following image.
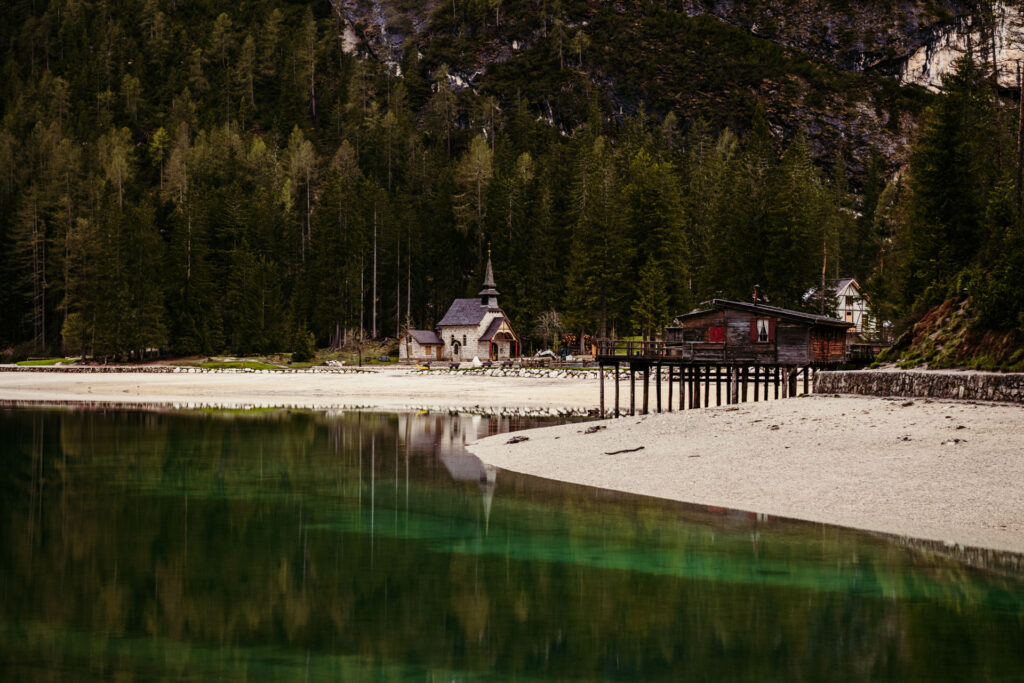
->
[1,406,1022,681]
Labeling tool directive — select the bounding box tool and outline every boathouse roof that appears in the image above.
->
[675,299,855,328]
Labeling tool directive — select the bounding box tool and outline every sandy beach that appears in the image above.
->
[470,395,1024,554]
[3,368,1023,554]
[0,367,599,413]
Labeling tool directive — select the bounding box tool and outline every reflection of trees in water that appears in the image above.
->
[1,407,1023,680]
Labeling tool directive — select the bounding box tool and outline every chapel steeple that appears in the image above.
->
[478,248,499,308]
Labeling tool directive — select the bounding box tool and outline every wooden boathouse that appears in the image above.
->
[595,298,854,416]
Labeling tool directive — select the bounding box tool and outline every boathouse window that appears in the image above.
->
[709,325,725,343]
[750,319,773,343]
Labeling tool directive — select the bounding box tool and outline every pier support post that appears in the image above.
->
[680,366,687,410]
[599,362,605,417]
[667,365,673,412]
[642,365,650,415]
[656,363,662,413]
[693,365,701,409]
[630,366,636,416]
[614,363,620,417]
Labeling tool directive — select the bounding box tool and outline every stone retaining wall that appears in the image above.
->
[815,370,1024,403]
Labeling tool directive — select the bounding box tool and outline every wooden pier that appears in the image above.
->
[595,340,816,416]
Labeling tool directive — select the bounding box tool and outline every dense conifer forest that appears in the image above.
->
[1,0,1022,361]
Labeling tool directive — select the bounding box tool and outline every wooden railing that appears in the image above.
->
[594,339,667,357]
[594,339,727,360]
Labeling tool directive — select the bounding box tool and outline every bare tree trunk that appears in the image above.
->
[305,170,312,260]
[372,206,378,339]
[395,228,400,339]
[820,229,827,315]
[309,42,317,119]
[63,172,72,338]
[406,225,411,328]
[186,205,192,281]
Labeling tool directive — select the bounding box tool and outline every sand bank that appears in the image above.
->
[0,366,599,414]
[470,395,1024,554]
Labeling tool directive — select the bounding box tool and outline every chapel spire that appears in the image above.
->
[478,247,499,307]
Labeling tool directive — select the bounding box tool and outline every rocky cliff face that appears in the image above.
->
[329,0,1020,179]
[336,1,1024,93]
[685,0,970,74]
[897,2,1024,90]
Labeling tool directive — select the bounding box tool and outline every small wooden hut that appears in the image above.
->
[666,299,853,365]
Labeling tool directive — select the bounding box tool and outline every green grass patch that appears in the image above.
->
[16,358,78,366]
[199,361,283,371]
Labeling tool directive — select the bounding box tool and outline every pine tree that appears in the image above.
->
[565,133,627,337]
[427,64,457,157]
[285,126,317,262]
[454,134,493,259]
[903,57,997,303]
[632,256,669,341]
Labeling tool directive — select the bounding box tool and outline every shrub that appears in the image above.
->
[290,324,316,363]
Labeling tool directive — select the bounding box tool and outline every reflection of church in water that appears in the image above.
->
[396,412,503,527]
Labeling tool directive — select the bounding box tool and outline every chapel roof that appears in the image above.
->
[437,299,499,327]
[479,317,506,341]
[407,329,443,345]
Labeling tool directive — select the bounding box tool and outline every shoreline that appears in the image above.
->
[470,395,1024,555]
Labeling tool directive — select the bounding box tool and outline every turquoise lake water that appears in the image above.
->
[1,406,1022,681]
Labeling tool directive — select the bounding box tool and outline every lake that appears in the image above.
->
[1,406,1022,681]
